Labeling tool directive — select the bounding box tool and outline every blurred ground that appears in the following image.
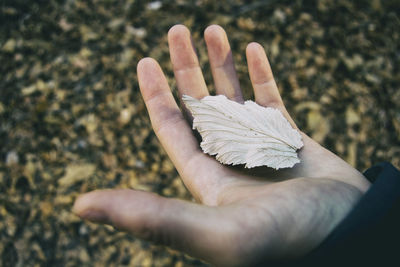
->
[1,0,399,266]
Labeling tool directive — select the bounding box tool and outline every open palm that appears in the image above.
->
[73,25,370,266]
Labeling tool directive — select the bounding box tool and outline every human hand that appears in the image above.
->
[73,25,371,266]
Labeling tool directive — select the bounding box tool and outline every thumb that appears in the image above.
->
[73,189,238,265]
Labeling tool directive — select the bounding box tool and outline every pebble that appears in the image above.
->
[147,1,162,10]
[118,108,132,125]
[6,151,19,166]
[58,164,96,187]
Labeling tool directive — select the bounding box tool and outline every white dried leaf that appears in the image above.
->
[182,95,303,169]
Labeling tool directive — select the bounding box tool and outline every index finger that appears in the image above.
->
[137,58,230,204]
[168,25,209,99]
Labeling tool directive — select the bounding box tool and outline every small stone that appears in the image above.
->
[135,160,145,169]
[147,1,162,10]
[162,160,175,172]
[299,12,312,21]
[346,107,360,125]
[273,9,286,23]
[307,110,330,143]
[59,18,73,31]
[2,39,16,52]
[102,153,118,169]
[5,217,17,236]
[120,135,130,145]
[342,54,363,70]
[118,108,132,126]
[294,101,321,112]
[40,202,53,217]
[151,163,159,172]
[77,114,98,134]
[138,151,147,163]
[58,164,96,186]
[21,85,37,96]
[54,194,73,205]
[365,73,381,84]
[125,26,146,38]
[77,140,87,149]
[32,243,46,260]
[79,248,90,262]
[237,17,256,30]
[79,224,89,236]
[6,151,19,166]
[108,18,124,30]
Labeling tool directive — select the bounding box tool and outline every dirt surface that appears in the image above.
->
[1,0,399,266]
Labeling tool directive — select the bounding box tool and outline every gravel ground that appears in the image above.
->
[1,0,399,266]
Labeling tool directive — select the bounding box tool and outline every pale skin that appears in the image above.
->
[73,25,371,266]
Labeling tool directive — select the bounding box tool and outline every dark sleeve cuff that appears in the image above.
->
[300,162,400,266]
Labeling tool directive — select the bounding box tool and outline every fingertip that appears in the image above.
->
[246,42,265,57]
[204,24,224,39]
[73,190,134,224]
[74,192,114,225]
[204,25,227,50]
[246,42,271,77]
[137,57,170,101]
[167,24,200,71]
[168,24,190,41]
[72,191,99,216]
[137,57,158,73]
[247,41,262,49]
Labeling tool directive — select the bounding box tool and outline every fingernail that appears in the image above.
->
[80,210,110,224]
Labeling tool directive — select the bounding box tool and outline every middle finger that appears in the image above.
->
[204,25,243,102]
